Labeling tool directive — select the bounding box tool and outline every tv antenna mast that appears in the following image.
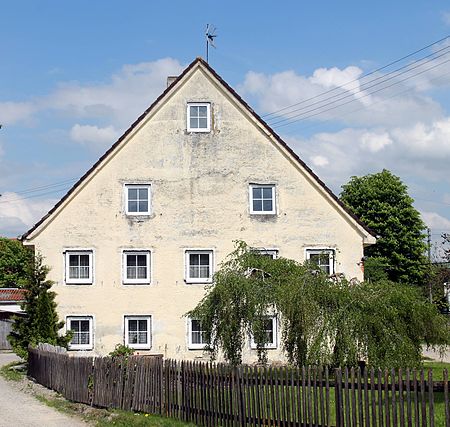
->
[205,24,217,63]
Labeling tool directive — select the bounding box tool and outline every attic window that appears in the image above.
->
[187,103,210,132]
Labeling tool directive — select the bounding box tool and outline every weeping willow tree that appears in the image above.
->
[187,241,449,367]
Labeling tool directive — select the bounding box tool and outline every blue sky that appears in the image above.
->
[1,1,450,258]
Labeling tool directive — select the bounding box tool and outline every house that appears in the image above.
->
[0,288,25,350]
[21,58,375,361]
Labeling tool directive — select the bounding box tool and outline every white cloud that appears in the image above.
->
[360,131,392,153]
[0,192,56,237]
[0,101,35,125]
[44,58,184,127]
[241,65,443,128]
[310,155,329,167]
[1,57,184,129]
[70,124,120,147]
[442,12,450,26]
[421,211,450,230]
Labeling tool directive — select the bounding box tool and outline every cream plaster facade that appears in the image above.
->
[22,58,375,362]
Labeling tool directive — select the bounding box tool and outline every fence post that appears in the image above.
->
[335,368,343,427]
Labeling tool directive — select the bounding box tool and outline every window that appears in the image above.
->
[67,316,93,350]
[253,248,278,259]
[124,316,151,349]
[123,251,151,284]
[185,250,213,283]
[306,249,335,275]
[250,184,276,214]
[187,103,210,132]
[65,251,93,284]
[250,316,277,349]
[125,184,150,215]
[188,319,208,349]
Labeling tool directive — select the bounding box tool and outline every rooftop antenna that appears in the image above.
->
[205,24,217,63]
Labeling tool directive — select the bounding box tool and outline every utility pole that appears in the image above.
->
[427,227,432,302]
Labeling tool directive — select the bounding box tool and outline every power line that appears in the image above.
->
[262,35,450,119]
[6,178,78,196]
[272,56,450,128]
[0,187,71,204]
[267,46,450,126]
[277,66,450,135]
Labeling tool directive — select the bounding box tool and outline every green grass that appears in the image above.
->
[35,393,196,427]
[423,360,450,381]
[0,361,26,381]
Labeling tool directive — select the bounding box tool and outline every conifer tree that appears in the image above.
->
[8,253,71,358]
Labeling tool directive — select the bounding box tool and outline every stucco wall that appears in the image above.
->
[26,65,369,362]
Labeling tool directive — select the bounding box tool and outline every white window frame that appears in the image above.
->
[250,315,278,350]
[67,316,94,350]
[124,315,152,350]
[64,250,94,285]
[122,250,151,285]
[252,248,279,259]
[187,318,208,350]
[305,248,336,275]
[124,183,151,215]
[187,102,211,133]
[184,249,214,284]
[249,184,276,215]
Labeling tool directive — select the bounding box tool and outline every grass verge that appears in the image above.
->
[0,361,26,381]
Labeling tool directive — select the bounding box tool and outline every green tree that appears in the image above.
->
[0,237,33,288]
[340,169,429,286]
[188,242,449,367]
[8,253,71,359]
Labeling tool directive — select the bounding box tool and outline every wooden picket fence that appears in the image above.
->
[28,347,450,427]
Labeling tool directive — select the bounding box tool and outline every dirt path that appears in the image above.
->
[0,351,88,427]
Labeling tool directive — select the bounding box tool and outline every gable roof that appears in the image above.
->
[0,288,26,303]
[22,57,376,242]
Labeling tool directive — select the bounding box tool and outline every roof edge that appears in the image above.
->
[22,57,375,241]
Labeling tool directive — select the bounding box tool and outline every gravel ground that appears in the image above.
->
[0,351,88,427]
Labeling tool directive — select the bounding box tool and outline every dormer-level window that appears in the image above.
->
[187,103,210,132]
[125,184,151,215]
[250,184,276,214]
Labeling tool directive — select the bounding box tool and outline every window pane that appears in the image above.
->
[69,255,78,267]
[128,201,138,212]
[198,106,207,116]
[253,200,262,211]
[129,332,138,344]
[190,118,198,128]
[127,255,137,266]
[198,118,207,128]
[199,254,209,265]
[70,320,80,332]
[79,255,90,266]
[81,320,90,332]
[199,266,209,278]
[138,188,148,200]
[137,255,147,266]
[253,187,262,199]
[138,201,148,212]
[128,188,138,199]
[80,332,90,344]
[262,187,272,198]
[190,254,199,266]
[138,332,147,344]
[263,200,273,211]
[138,320,147,331]
[69,267,78,278]
[129,320,138,332]
[79,266,90,279]
[190,106,198,116]
[137,266,147,279]
[191,320,201,332]
[190,266,199,278]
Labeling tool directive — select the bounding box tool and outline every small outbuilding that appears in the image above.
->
[0,288,25,350]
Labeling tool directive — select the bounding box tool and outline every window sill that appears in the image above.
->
[122,282,151,286]
[188,345,208,350]
[127,345,151,350]
[185,280,212,285]
[68,346,93,351]
[65,282,93,286]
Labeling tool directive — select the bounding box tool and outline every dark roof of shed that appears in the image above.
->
[22,57,375,240]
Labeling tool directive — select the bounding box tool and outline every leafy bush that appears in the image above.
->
[109,344,134,358]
